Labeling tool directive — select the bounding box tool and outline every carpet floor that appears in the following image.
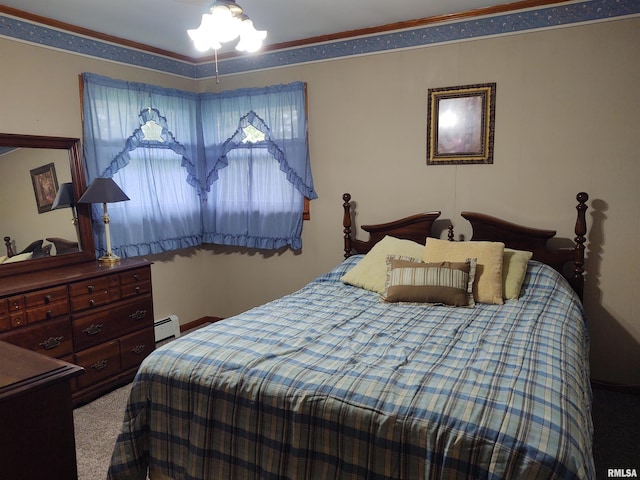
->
[74,382,133,480]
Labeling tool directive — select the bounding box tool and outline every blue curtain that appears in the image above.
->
[200,83,317,250]
[81,74,316,257]
[82,73,203,257]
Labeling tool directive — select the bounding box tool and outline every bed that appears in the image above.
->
[108,192,593,480]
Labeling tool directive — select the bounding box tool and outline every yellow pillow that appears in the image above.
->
[341,236,426,294]
[502,248,533,300]
[422,238,505,304]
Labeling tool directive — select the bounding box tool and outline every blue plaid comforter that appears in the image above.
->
[108,256,594,480]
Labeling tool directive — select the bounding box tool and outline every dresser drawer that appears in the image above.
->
[24,285,68,307]
[120,267,151,286]
[70,289,120,312]
[120,328,155,371]
[0,317,73,358]
[120,281,152,298]
[7,295,24,313]
[9,312,26,329]
[120,268,152,299]
[72,296,153,351]
[74,340,121,389]
[26,301,69,325]
[69,275,121,313]
[69,275,119,297]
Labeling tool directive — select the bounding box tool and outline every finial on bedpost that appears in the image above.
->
[573,192,588,300]
[447,225,454,242]
[4,236,15,257]
[343,193,353,258]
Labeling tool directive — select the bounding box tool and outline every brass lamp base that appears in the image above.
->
[99,252,121,265]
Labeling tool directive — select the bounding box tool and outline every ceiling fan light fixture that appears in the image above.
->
[188,0,266,53]
[235,17,267,53]
[209,0,244,16]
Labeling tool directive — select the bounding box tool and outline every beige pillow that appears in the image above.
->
[383,256,476,306]
[503,248,533,300]
[341,236,426,294]
[0,255,6,264]
[422,238,505,304]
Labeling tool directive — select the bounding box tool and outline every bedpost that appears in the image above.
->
[4,236,15,257]
[343,193,353,258]
[447,225,454,242]
[573,192,589,300]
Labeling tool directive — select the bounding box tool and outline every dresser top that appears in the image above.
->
[0,258,152,297]
[0,341,84,400]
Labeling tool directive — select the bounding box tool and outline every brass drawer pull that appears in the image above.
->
[91,359,108,371]
[39,336,63,350]
[129,310,147,321]
[131,344,146,355]
[46,309,53,318]
[82,324,103,336]
[44,295,52,304]
[87,285,95,293]
[89,299,96,307]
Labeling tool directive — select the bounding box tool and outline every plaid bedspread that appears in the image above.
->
[108,257,594,480]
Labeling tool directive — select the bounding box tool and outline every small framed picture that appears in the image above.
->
[427,83,496,165]
[30,163,59,213]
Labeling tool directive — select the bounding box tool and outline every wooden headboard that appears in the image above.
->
[342,193,441,257]
[341,192,589,300]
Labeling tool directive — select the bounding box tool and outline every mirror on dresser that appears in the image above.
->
[0,133,95,278]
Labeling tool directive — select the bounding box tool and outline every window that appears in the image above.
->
[200,85,317,251]
[82,73,316,256]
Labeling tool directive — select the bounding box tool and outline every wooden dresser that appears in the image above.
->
[0,258,155,406]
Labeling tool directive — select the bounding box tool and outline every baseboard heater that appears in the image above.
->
[154,314,181,342]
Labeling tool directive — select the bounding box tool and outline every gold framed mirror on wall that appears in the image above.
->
[0,133,95,277]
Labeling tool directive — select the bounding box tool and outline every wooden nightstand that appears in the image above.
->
[0,341,84,479]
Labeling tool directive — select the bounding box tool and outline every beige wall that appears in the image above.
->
[1,17,638,384]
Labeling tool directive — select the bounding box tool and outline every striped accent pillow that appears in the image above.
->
[383,256,477,306]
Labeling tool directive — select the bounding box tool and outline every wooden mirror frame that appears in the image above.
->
[0,133,95,277]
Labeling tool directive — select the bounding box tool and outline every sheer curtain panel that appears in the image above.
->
[82,73,202,257]
[200,83,316,250]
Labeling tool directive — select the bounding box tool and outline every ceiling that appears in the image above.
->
[0,0,548,59]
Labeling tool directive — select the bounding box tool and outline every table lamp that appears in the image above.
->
[77,178,130,264]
